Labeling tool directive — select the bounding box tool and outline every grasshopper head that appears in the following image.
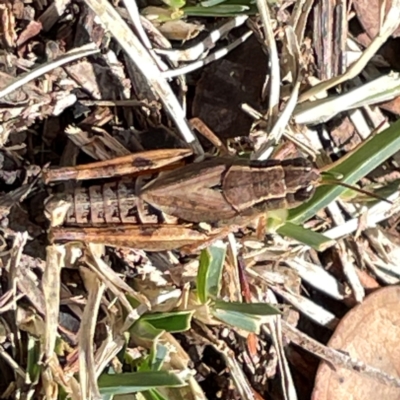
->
[282,158,321,208]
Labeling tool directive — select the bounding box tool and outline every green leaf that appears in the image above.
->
[137,343,169,372]
[212,300,281,333]
[199,0,256,6]
[140,311,194,333]
[183,4,256,16]
[265,209,289,233]
[150,344,169,372]
[130,319,164,343]
[98,371,186,395]
[26,336,41,384]
[197,248,211,304]
[196,243,226,303]
[277,222,335,251]
[141,388,169,400]
[206,243,227,298]
[214,300,281,316]
[199,0,231,6]
[161,0,186,8]
[212,309,262,333]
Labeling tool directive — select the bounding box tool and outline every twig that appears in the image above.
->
[120,0,152,49]
[0,43,99,100]
[282,320,400,388]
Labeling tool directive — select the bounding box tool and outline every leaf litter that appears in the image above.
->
[0,0,400,399]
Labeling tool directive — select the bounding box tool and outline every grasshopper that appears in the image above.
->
[44,148,320,253]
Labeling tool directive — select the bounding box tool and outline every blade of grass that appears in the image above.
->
[98,371,186,395]
[142,389,169,400]
[140,311,194,333]
[206,243,227,298]
[214,300,281,315]
[197,242,226,303]
[197,249,211,304]
[183,4,255,15]
[277,222,336,251]
[212,309,263,333]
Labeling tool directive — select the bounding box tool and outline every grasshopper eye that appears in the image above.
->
[306,184,314,192]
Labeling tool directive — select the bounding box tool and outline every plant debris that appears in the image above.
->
[0,0,400,399]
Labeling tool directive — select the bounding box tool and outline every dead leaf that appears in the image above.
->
[353,0,400,39]
[0,4,17,48]
[16,20,42,46]
[158,20,205,42]
[312,286,400,399]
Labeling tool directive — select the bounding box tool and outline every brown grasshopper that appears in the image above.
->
[43,148,320,252]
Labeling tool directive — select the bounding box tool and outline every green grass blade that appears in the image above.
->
[212,309,262,333]
[206,243,227,298]
[183,4,256,16]
[140,311,194,333]
[277,222,335,251]
[26,336,41,385]
[142,388,169,400]
[214,300,281,315]
[98,371,186,395]
[197,249,211,304]
[197,242,226,303]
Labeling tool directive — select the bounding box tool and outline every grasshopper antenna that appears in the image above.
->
[320,173,393,204]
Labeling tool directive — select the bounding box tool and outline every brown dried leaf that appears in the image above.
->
[65,125,130,161]
[353,0,400,39]
[85,243,151,311]
[312,286,400,399]
[158,20,205,42]
[65,58,130,100]
[0,182,36,220]
[0,4,17,47]
[16,20,42,46]
[43,245,65,359]
[79,266,105,399]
